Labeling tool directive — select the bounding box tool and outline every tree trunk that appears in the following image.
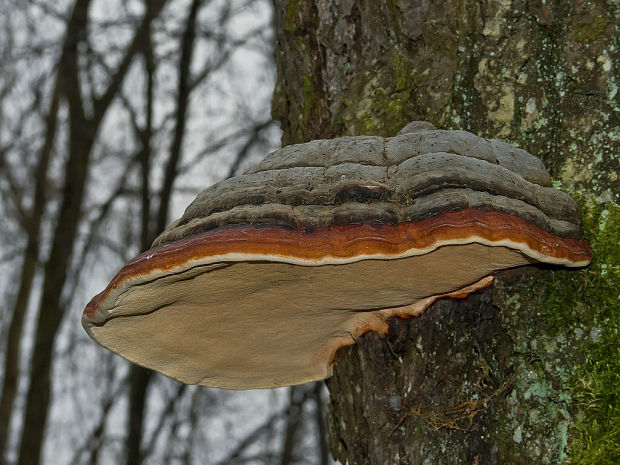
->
[17,3,94,463]
[17,1,169,463]
[271,1,618,463]
[0,83,59,460]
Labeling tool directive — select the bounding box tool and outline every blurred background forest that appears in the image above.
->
[0,1,331,464]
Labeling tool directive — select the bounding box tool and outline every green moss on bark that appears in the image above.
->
[541,201,620,464]
[571,16,608,44]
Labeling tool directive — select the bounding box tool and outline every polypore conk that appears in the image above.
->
[82,122,591,389]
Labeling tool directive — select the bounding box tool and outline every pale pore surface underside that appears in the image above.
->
[90,243,531,389]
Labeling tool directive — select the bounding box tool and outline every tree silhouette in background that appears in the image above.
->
[0,1,328,464]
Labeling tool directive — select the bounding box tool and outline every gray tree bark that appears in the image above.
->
[271,1,618,463]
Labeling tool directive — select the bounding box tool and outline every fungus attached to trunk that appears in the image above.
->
[82,122,591,389]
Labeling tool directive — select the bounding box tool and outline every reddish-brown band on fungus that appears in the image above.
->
[83,208,592,320]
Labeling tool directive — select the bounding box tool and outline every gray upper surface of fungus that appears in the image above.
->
[153,121,580,248]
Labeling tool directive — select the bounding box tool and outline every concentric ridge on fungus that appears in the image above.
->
[82,122,592,389]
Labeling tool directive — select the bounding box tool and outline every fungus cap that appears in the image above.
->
[82,122,591,389]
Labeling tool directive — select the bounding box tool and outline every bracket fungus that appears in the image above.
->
[82,122,591,389]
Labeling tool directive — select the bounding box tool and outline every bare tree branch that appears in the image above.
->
[214,409,283,465]
[68,360,126,465]
[279,386,311,465]
[140,383,187,462]
[178,119,275,175]
[226,118,273,177]
[92,0,168,125]
[313,382,330,465]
